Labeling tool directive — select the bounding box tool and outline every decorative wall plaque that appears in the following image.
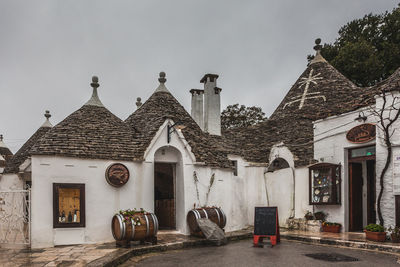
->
[105,163,130,187]
[346,123,376,144]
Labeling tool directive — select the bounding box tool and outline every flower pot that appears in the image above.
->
[322,225,341,233]
[365,230,386,242]
[391,233,400,243]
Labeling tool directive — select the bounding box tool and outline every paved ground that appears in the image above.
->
[120,239,400,267]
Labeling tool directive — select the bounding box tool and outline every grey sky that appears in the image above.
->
[0,0,397,152]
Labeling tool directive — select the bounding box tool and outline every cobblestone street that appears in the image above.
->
[121,239,400,267]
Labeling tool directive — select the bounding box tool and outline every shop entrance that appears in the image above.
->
[154,163,176,229]
[348,146,376,231]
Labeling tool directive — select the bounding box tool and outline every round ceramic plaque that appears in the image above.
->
[105,163,130,187]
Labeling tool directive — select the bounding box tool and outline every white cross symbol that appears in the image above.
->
[283,69,326,110]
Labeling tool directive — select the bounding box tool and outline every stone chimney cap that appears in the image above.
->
[200,74,219,83]
[190,89,204,95]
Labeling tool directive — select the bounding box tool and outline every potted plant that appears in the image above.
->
[304,211,314,220]
[314,211,327,221]
[322,222,341,233]
[364,224,386,242]
[388,226,400,243]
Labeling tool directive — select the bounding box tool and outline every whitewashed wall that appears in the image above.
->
[30,156,142,248]
[375,92,400,229]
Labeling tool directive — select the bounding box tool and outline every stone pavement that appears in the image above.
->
[0,229,252,267]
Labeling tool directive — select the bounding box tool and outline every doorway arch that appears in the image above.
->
[154,146,184,231]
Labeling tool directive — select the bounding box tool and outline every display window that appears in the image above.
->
[53,183,85,228]
[309,163,341,205]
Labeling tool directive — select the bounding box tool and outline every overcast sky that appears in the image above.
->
[0,0,397,152]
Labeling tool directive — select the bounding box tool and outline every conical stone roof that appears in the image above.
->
[224,39,373,167]
[125,72,232,168]
[30,77,138,161]
[4,112,52,173]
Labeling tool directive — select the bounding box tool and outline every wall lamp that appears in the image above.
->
[354,111,367,123]
[167,121,186,143]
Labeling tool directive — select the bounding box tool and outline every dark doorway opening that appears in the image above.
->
[349,162,363,231]
[154,163,175,229]
[348,146,376,231]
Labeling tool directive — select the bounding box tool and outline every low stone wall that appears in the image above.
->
[287,218,321,232]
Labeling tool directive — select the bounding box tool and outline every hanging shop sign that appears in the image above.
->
[346,123,376,144]
[105,163,130,187]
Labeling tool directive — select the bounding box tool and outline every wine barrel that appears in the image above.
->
[111,212,158,246]
[187,207,226,236]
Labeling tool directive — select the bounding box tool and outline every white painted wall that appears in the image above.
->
[313,107,376,229]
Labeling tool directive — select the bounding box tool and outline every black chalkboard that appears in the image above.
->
[254,207,277,236]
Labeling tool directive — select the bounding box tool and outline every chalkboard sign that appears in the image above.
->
[254,207,277,236]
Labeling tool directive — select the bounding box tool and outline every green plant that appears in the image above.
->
[365,223,385,232]
[322,221,341,227]
[388,226,400,237]
[118,208,148,224]
[304,211,314,220]
[314,211,327,221]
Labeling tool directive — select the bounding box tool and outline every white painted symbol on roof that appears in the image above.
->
[283,69,326,110]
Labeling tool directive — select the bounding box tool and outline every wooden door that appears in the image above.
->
[366,160,376,225]
[349,162,363,231]
[154,163,176,229]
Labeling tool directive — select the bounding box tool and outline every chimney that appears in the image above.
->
[190,89,204,130]
[200,74,221,135]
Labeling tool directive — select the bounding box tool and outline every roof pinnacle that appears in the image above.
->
[310,38,327,64]
[41,110,53,128]
[0,134,3,142]
[158,72,166,84]
[154,71,170,93]
[85,75,104,107]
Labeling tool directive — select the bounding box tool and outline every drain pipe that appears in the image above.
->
[263,167,270,206]
[289,166,296,219]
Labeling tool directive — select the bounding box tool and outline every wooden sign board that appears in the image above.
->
[346,123,376,144]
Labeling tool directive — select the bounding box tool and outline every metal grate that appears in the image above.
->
[305,253,359,262]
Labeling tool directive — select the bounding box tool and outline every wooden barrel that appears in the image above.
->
[187,207,226,235]
[111,212,158,246]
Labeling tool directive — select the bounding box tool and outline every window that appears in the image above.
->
[231,160,238,176]
[309,163,341,205]
[350,146,375,159]
[53,183,85,228]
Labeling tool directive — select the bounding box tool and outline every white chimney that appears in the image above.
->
[201,74,221,135]
[190,89,204,130]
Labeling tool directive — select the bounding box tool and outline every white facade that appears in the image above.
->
[313,91,400,230]
[29,119,267,248]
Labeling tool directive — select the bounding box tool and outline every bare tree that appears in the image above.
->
[369,90,400,226]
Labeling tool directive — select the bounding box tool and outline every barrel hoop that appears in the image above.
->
[219,208,227,228]
[114,214,126,241]
[144,214,150,237]
[130,218,136,240]
[195,209,202,219]
[150,213,158,235]
[214,208,221,225]
[192,209,200,219]
[202,209,208,219]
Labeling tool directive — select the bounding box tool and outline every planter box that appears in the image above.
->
[365,230,386,242]
[322,225,341,233]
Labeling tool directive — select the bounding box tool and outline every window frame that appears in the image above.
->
[53,183,85,228]
[308,163,341,205]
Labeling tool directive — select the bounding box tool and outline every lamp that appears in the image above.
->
[355,111,367,123]
[167,121,186,143]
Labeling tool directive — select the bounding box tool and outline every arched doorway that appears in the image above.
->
[154,146,183,230]
[265,157,293,226]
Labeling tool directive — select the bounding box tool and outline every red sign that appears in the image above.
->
[346,123,376,144]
